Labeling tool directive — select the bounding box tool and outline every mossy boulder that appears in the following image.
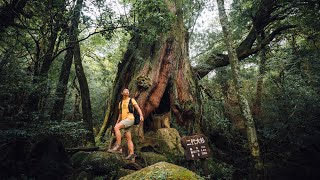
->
[118,168,136,178]
[119,162,203,180]
[71,151,124,176]
[70,151,91,168]
[155,128,184,155]
[139,152,168,166]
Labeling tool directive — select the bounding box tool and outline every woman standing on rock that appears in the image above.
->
[108,88,144,160]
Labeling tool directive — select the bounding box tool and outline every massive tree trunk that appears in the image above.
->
[50,0,83,122]
[73,40,95,146]
[216,0,263,172]
[97,0,202,141]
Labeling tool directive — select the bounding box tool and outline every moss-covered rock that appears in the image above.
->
[139,152,168,166]
[118,168,136,178]
[119,162,203,180]
[70,151,91,168]
[81,151,124,175]
[71,151,125,176]
[155,128,184,155]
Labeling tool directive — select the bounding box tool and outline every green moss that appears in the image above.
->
[182,100,195,112]
[139,152,168,166]
[80,152,124,175]
[136,76,152,89]
[71,151,90,168]
[155,128,184,155]
[117,168,136,178]
[119,162,203,180]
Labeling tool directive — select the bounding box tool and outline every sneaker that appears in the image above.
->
[125,153,137,160]
[108,144,122,153]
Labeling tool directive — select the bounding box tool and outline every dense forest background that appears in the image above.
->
[0,0,319,179]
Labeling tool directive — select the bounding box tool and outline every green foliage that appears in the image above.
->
[207,158,234,180]
[0,48,32,119]
[131,0,175,42]
[0,0,131,147]
[182,0,207,30]
[200,19,320,176]
[257,36,320,174]
[0,121,91,147]
[229,0,255,40]
[79,31,131,127]
[1,0,320,179]
[202,97,233,136]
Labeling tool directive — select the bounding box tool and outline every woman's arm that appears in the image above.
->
[134,104,144,122]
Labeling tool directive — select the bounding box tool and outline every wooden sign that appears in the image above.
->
[181,134,212,161]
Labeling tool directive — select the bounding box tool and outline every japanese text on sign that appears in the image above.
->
[181,134,211,160]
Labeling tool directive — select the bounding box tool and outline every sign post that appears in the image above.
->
[181,134,212,178]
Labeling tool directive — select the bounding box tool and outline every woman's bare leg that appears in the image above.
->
[125,131,134,154]
[114,123,125,145]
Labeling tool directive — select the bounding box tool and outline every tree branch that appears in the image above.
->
[193,24,295,78]
[50,26,126,60]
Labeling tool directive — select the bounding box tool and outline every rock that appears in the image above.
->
[77,151,124,175]
[119,162,203,180]
[70,151,91,168]
[155,128,184,155]
[139,152,168,166]
[118,168,136,178]
[122,162,143,170]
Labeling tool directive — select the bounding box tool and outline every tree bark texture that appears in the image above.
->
[73,40,95,146]
[253,43,267,121]
[50,0,83,122]
[216,0,263,171]
[97,0,202,140]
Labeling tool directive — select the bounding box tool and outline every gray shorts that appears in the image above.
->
[120,119,134,133]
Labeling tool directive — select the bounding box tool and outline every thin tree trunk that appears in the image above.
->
[253,42,267,121]
[216,0,263,173]
[50,0,83,122]
[72,76,81,121]
[74,40,95,146]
